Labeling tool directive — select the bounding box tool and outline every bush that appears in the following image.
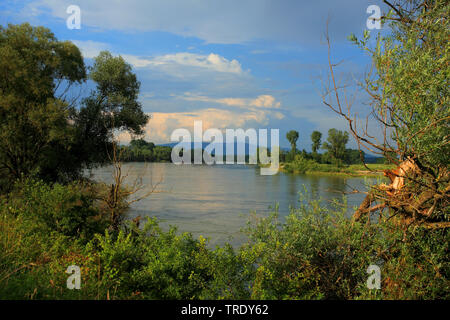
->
[0,180,447,300]
[84,219,216,299]
[4,179,108,240]
[239,195,376,299]
[284,155,319,174]
[239,193,449,299]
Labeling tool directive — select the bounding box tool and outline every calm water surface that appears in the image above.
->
[90,163,375,247]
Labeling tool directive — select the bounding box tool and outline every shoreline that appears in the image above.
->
[119,161,391,177]
[277,163,393,178]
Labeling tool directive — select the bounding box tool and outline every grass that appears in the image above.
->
[280,162,394,177]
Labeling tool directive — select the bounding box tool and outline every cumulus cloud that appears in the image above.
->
[118,107,282,143]
[126,92,286,143]
[182,93,281,109]
[68,42,244,76]
[131,53,243,74]
[70,40,110,59]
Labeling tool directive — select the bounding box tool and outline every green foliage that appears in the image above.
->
[0,181,447,300]
[85,221,215,299]
[0,23,86,185]
[240,196,374,299]
[286,130,299,155]
[0,179,103,299]
[240,192,449,299]
[284,155,319,174]
[322,129,349,165]
[120,141,172,162]
[311,131,322,154]
[4,179,107,241]
[0,24,149,187]
[66,51,150,176]
[349,0,449,171]
[345,0,449,230]
[282,128,365,171]
[345,149,364,165]
[86,51,148,135]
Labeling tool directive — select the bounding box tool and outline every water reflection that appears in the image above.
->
[91,163,371,248]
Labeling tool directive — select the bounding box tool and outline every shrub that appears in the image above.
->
[84,218,230,299]
[4,179,108,241]
[284,155,319,174]
[0,180,447,300]
[239,192,449,299]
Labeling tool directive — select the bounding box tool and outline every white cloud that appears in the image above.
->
[251,95,280,108]
[182,94,281,109]
[127,53,243,74]
[120,54,154,68]
[70,40,110,59]
[117,107,280,143]
[69,44,244,76]
[128,93,286,143]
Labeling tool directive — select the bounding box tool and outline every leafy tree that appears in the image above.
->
[0,24,149,186]
[0,23,86,185]
[64,51,149,176]
[286,130,299,155]
[322,129,349,163]
[344,149,364,165]
[130,139,154,150]
[86,51,148,135]
[153,146,172,162]
[311,131,322,153]
[325,0,449,227]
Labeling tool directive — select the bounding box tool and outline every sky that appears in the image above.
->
[0,0,389,151]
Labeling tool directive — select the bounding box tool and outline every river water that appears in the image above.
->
[90,163,376,247]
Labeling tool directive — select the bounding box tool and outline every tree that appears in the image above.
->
[286,130,299,156]
[86,51,148,135]
[130,139,154,150]
[311,131,322,153]
[345,149,364,164]
[66,51,149,174]
[0,24,149,186]
[0,23,86,186]
[322,0,449,228]
[322,129,349,163]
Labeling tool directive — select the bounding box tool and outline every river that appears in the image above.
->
[90,163,375,247]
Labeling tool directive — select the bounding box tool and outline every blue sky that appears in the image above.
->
[1,0,388,150]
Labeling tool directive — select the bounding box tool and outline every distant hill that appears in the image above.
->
[159,141,263,156]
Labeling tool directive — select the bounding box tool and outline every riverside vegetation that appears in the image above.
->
[280,129,394,176]
[0,0,449,300]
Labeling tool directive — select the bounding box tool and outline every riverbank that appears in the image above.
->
[279,163,393,177]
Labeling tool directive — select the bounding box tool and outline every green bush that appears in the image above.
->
[0,180,447,300]
[84,219,217,299]
[284,155,319,174]
[239,193,449,299]
[5,179,108,241]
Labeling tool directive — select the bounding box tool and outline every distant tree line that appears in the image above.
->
[122,128,366,166]
[282,128,364,166]
[120,139,172,162]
